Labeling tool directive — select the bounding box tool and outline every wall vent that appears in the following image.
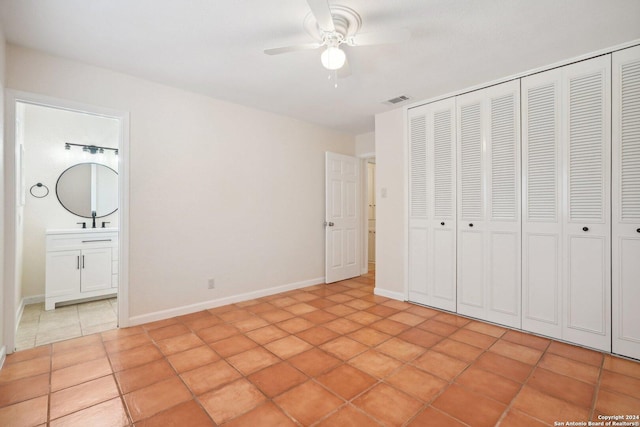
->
[385,95,411,105]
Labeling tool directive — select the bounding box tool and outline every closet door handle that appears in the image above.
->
[77,256,80,270]
[636,228,640,233]
[441,222,445,226]
[582,226,589,232]
[82,255,85,269]
[469,223,474,228]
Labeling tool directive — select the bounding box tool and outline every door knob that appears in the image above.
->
[441,222,445,226]
[469,223,474,227]
[636,228,640,233]
[582,226,589,232]
[328,222,335,227]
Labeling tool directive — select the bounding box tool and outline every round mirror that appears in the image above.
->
[56,163,118,218]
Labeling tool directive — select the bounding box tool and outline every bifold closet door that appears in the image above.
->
[612,45,640,360]
[408,98,457,311]
[456,80,521,328]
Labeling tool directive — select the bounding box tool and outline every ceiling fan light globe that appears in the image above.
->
[321,46,346,70]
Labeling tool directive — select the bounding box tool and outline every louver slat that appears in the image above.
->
[527,83,558,221]
[621,61,640,220]
[569,72,605,221]
[434,109,453,218]
[410,115,428,218]
[460,103,483,220]
[491,94,517,220]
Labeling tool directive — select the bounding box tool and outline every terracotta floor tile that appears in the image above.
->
[604,354,640,379]
[265,335,313,359]
[0,395,48,427]
[316,404,383,427]
[370,319,411,335]
[51,343,106,371]
[326,293,354,303]
[386,365,448,402]
[366,304,399,317]
[307,298,337,309]
[274,381,344,426]
[538,353,600,384]
[141,317,179,331]
[324,304,358,317]
[353,383,422,426]
[108,343,163,372]
[49,397,129,427]
[52,335,102,353]
[547,340,604,367]
[388,311,425,326]
[595,389,640,415]
[224,402,297,427]
[455,365,522,405]
[283,302,317,315]
[209,334,257,358]
[135,399,213,427]
[50,375,119,420]
[512,385,590,425]
[270,296,298,308]
[382,299,413,310]
[405,305,439,318]
[0,356,50,385]
[432,312,470,327]
[51,356,113,391]
[432,384,506,427]
[300,309,338,324]
[432,338,484,363]
[296,326,339,346]
[398,328,443,348]
[103,333,152,354]
[199,378,266,424]
[526,367,595,408]
[317,364,377,399]
[124,376,192,422]
[247,362,308,397]
[349,349,403,378]
[0,373,49,408]
[100,326,144,342]
[288,348,342,377]
[183,315,223,331]
[345,311,381,325]
[245,302,277,313]
[324,318,363,334]
[115,358,176,394]
[449,328,498,349]
[218,309,255,323]
[291,291,319,303]
[258,309,296,323]
[180,359,242,395]
[375,337,425,362]
[276,317,315,334]
[167,345,220,373]
[490,339,543,365]
[227,347,281,375]
[407,406,467,427]
[417,319,459,336]
[320,336,368,360]
[5,345,51,365]
[497,409,548,427]
[195,324,239,343]
[600,369,640,400]
[147,324,190,341]
[156,332,205,356]
[464,320,506,337]
[500,329,551,351]
[474,351,534,383]
[344,298,375,310]
[412,350,468,381]
[175,309,212,323]
[348,327,392,346]
[238,326,285,349]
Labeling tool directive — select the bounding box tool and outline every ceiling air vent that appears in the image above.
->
[385,95,411,105]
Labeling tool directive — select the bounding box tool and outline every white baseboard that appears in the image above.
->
[16,294,45,330]
[128,277,325,327]
[0,345,6,370]
[374,287,405,301]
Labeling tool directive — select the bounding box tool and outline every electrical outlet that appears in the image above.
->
[208,278,215,289]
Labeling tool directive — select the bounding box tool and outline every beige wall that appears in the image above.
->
[0,23,6,359]
[7,45,355,323]
[355,132,375,157]
[373,108,405,300]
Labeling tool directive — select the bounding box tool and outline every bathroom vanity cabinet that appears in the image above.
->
[45,229,118,310]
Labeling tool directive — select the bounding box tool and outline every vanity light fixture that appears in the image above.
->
[65,142,118,155]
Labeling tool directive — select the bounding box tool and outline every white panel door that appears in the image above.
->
[562,55,611,352]
[325,152,360,283]
[80,247,113,292]
[457,90,486,319]
[521,68,563,339]
[612,45,640,359]
[485,81,521,328]
[408,98,457,311]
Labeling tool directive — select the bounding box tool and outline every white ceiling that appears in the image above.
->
[1,0,639,135]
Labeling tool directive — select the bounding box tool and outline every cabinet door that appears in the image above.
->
[521,68,563,339]
[46,250,81,298]
[562,55,611,352]
[612,45,640,359]
[80,247,113,292]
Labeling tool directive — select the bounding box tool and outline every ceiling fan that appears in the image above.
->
[264,0,410,73]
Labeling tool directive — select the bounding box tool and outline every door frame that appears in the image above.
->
[358,153,375,275]
[3,90,130,354]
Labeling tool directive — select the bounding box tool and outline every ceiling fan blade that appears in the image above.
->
[306,0,335,32]
[347,29,411,46]
[264,43,321,55]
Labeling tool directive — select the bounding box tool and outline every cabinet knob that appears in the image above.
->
[582,226,589,232]
[441,222,445,226]
[469,223,474,228]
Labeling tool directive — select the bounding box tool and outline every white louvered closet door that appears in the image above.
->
[562,55,611,352]
[612,45,640,359]
[521,68,563,339]
[408,98,457,311]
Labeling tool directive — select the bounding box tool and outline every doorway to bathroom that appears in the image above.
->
[5,94,129,352]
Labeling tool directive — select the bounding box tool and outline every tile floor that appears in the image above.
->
[1,268,639,426]
[15,298,118,350]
